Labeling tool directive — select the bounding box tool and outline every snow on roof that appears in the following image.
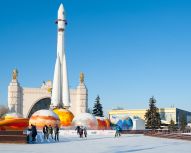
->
[3,112,23,119]
[31,109,59,119]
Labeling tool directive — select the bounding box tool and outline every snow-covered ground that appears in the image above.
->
[182,133,191,135]
[0,134,191,153]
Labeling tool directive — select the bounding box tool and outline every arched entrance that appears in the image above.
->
[27,98,51,118]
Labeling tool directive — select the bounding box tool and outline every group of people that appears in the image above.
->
[27,124,122,143]
[75,125,122,138]
[75,126,87,138]
[26,124,59,143]
[43,124,60,141]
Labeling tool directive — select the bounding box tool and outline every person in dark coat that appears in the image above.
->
[48,125,53,139]
[27,125,32,143]
[75,126,80,135]
[43,125,48,139]
[79,126,84,138]
[54,124,59,141]
[31,124,37,142]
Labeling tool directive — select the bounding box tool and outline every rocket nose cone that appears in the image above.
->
[58,3,64,13]
[58,3,65,19]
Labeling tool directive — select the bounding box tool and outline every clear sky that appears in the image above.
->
[0,0,191,113]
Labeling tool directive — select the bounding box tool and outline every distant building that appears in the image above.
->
[109,108,191,125]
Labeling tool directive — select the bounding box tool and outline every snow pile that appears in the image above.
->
[72,113,98,129]
[3,112,23,119]
[182,133,191,135]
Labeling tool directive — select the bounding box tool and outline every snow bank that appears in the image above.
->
[59,130,115,136]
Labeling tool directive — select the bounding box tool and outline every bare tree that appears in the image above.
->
[0,105,9,117]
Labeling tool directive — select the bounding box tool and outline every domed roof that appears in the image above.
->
[31,109,59,119]
[53,108,74,127]
[29,109,60,128]
[96,117,111,130]
[3,112,23,119]
[1,113,28,131]
[72,113,98,129]
[116,117,133,130]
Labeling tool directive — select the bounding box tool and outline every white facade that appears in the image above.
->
[8,77,88,118]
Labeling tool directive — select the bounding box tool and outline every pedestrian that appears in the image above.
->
[48,125,53,139]
[27,125,32,143]
[75,126,80,135]
[79,126,83,138]
[43,125,48,139]
[115,125,121,137]
[54,124,59,141]
[83,127,87,138]
[31,124,37,142]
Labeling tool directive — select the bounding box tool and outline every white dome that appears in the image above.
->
[31,109,59,119]
[72,113,98,129]
[29,109,60,128]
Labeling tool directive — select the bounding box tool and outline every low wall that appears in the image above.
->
[59,130,116,136]
[144,132,191,141]
[121,130,145,134]
[59,130,147,136]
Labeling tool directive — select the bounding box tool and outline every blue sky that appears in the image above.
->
[1,0,191,113]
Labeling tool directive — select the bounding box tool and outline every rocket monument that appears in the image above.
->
[51,4,70,109]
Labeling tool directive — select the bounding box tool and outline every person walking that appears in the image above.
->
[115,125,121,137]
[43,125,48,140]
[79,126,84,138]
[75,126,80,135]
[31,124,37,142]
[48,125,53,139]
[54,124,59,141]
[27,125,32,143]
[83,127,87,138]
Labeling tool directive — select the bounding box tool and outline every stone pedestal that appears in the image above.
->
[76,83,88,115]
[8,80,22,114]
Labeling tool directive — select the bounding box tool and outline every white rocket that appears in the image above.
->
[51,4,70,108]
